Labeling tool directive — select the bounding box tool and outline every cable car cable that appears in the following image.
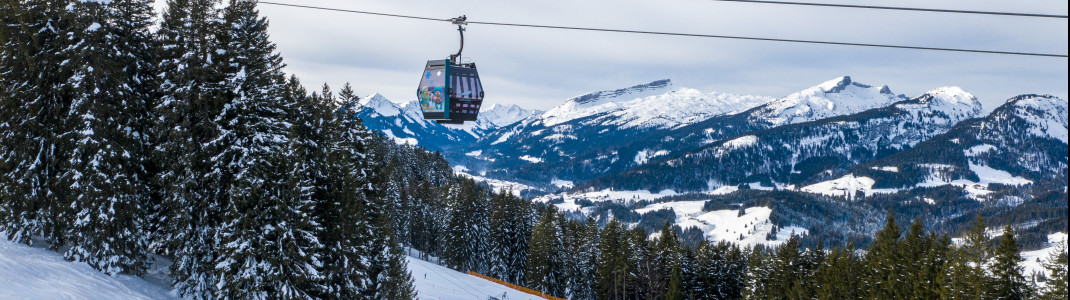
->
[257,1,1068,58]
[257,1,449,22]
[465,20,1067,58]
[707,0,1069,19]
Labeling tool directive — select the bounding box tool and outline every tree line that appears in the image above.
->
[1,0,412,298]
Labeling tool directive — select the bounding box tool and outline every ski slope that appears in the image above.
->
[409,256,545,300]
[1,235,543,300]
[0,237,178,300]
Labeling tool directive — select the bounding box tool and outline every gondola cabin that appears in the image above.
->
[417,59,484,124]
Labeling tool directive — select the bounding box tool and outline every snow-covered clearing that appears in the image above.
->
[455,171,537,196]
[1021,232,1068,280]
[918,163,1032,200]
[800,174,899,200]
[551,178,574,189]
[0,237,178,300]
[636,202,807,247]
[519,155,543,163]
[409,256,544,300]
[633,149,669,165]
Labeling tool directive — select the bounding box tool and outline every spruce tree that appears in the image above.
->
[988,226,1030,299]
[960,216,992,299]
[865,212,903,298]
[211,1,324,298]
[442,178,489,273]
[61,0,153,275]
[1038,242,1068,300]
[566,218,599,300]
[0,0,78,248]
[526,207,565,297]
[597,219,631,299]
[154,0,228,296]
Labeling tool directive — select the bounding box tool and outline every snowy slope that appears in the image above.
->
[1004,94,1068,144]
[747,76,907,127]
[409,256,544,300]
[356,93,542,151]
[588,86,983,192]
[635,203,807,247]
[539,79,773,129]
[356,93,484,149]
[0,237,178,300]
[479,103,544,128]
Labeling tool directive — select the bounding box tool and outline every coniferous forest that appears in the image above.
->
[0,1,1066,299]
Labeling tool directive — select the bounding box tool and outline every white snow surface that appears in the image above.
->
[409,256,545,300]
[539,79,773,129]
[713,135,758,157]
[917,163,1032,200]
[1010,95,1069,144]
[0,237,178,300]
[519,155,543,163]
[752,76,906,126]
[551,178,574,189]
[636,204,807,247]
[800,174,899,200]
[359,93,402,117]
[454,171,536,196]
[1021,232,1068,280]
[894,86,983,126]
[478,103,544,127]
[634,149,669,165]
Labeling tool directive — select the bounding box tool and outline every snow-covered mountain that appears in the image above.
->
[468,76,914,187]
[539,79,773,129]
[747,76,907,127]
[855,94,1068,190]
[479,103,544,128]
[583,86,984,192]
[467,79,777,185]
[354,93,541,152]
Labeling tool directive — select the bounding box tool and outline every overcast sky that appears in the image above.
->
[224,0,1066,112]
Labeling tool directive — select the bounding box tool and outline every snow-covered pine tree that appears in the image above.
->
[488,190,533,283]
[443,178,489,273]
[960,216,992,299]
[596,219,632,299]
[563,217,598,300]
[153,0,227,297]
[61,0,154,275]
[1038,242,1068,300]
[0,0,78,247]
[333,81,416,298]
[211,1,324,298]
[526,207,565,297]
[741,245,774,299]
[988,226,1031,298]
[864,212,903,298]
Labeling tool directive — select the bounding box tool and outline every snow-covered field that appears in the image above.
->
[0,237,178,300]
[800,174,900,200]
[636,203,806,247]
[454,171,538,196]
[1021,232,1068,279]
[918,163,1033,200]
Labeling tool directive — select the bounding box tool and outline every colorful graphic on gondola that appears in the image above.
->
[417,68,446,113]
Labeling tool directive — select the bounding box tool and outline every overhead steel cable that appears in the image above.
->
[708,0,1069,19]
[257,1,450,22]
[466,20,1067,58]
[256,1,1069,58]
